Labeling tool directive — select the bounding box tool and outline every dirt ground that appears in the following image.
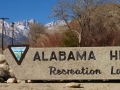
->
[0,83,120,90]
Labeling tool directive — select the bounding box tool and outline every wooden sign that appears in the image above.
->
[5,46,120,80]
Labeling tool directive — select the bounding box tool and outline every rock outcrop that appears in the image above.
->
[0,55,16,83]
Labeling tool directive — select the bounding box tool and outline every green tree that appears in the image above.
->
[60,30,79,47]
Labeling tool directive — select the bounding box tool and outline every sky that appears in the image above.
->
[0,0,59,25]
[11,47,26,52]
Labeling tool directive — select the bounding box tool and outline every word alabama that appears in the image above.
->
[33,51,96,61]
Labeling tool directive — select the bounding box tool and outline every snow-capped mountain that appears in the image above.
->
[45,20,67,29]
[0,19,68,47]
[0,19,36,47]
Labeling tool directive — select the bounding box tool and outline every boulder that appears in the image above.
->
[0,55,6,62]
[0,78,5,83]
[0,68,11,81]
[0,63,9,71]
[0,55,16,81]
[8,69,15,78]
[7,78,17,83]
[17,80,21,83]
[27,80,32,83]
[0,55,10,71]
[66,83,81,88]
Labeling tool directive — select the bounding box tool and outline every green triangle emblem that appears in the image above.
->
[8,45,29,65]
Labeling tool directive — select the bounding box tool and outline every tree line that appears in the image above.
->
[28,0,120,47]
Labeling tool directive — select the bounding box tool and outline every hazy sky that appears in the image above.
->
[0,0,59,24]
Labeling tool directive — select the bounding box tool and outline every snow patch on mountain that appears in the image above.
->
[45,20,67,29]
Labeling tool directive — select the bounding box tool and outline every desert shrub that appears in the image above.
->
[28,23,45,47]
[81,23,120,46]
[60,30,79,47]
[35,33,61,47]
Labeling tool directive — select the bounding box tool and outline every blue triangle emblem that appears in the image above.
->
[8,45,29,65]
[11,47,26,61]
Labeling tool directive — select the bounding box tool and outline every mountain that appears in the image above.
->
[0,19,36,48]
[45,20,67,29]
[0,19,68,48]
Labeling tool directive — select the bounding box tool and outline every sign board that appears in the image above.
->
[5,46,120,80]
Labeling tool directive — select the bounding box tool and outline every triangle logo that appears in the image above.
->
[8,45,29,65]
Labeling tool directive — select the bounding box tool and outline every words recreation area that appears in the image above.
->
[5,47,120,80]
